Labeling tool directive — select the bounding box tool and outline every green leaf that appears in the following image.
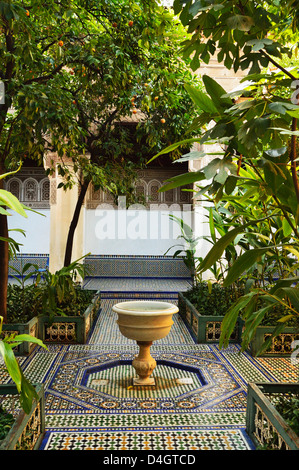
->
[223,247,272,287]
[246,38,273,51]
[0,190,27,217]
[159,170,206,192]
[202,75,233,109]
[277,314,295,323]
[268,102,288,115]
[269,277,299,294]
[209,207,216,243]
[219,292,256,349]
[0,341,22,392]
[19,372,39,415]
[286,109,299,118]
[282,219,293,237]
[13,334,48,349]
[198,217,268,273]
[203,158,222,179]
[270,127,299,136]
[185,83,219,114]
[147,138,202,163]
[242,304,274,347]
[0,163,22,180]
[180,1,193,26]
[264,146,288,158]
[174,150,206,163]
[274,287,299,311]
[225,175,237,195]
[0,207,13,216]
[173,0,183,15]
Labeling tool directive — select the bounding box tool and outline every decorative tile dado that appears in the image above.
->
[83,255,192,279]
[8,254,48,276]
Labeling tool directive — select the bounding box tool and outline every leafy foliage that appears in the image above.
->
[184,281,245,316]
[173,0,298,74]
[274,392,299,436]
[6,283,96,323]
[28,257,95,322]
[0,406,14,442]
[7,284,41,323]
[151,0,299,354]
[1,0,203,270]
[2,257,96,413]
[0,168,28,218]
[0,315,47,414]
[165,215,201,286]
[0,0,201,182]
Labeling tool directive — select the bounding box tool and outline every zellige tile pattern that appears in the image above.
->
[2,263,298,451]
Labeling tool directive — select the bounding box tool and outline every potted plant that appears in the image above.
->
[4,262,42,356]
[36,258,100,344]
[244,297,299,357]
[5,257,101,347]
[0,316,46,450]
[0,383,45,450]
[0,166,46,355]
[178,281,245,343]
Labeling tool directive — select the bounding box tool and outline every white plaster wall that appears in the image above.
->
[5,205,211,262]
[193,204,212,259]
[7,209,50,254]
[84,206,205,256]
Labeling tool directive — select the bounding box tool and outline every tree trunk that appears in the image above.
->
[63,179,90,267]
[0,164,8,322]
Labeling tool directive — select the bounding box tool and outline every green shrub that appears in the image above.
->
[0,406,14,442]
[260,303,299,328]
[184,282,299,328]
[41,286,96,317]
[275,393,299,437]
[7,284,43,323]
[184,282,245,316]
[6,284,96,323]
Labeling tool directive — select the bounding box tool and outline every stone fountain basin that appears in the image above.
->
[112,300,178,342]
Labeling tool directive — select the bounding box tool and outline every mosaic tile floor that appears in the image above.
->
[1,291,299,452]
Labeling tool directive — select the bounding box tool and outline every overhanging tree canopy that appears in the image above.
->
[0,0,202,319]
[149,0,299,350]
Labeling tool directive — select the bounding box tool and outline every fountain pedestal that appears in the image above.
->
[112,301,178,386]
[132,341,157,385]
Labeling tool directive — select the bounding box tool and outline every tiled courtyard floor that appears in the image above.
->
[1,286,299,452]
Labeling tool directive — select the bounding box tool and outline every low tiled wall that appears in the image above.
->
[8,254,48,276]
[8,254,192,281]
[83,255,191,279]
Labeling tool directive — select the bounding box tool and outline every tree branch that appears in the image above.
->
[261,49,296,81]
[22,63,64,86]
